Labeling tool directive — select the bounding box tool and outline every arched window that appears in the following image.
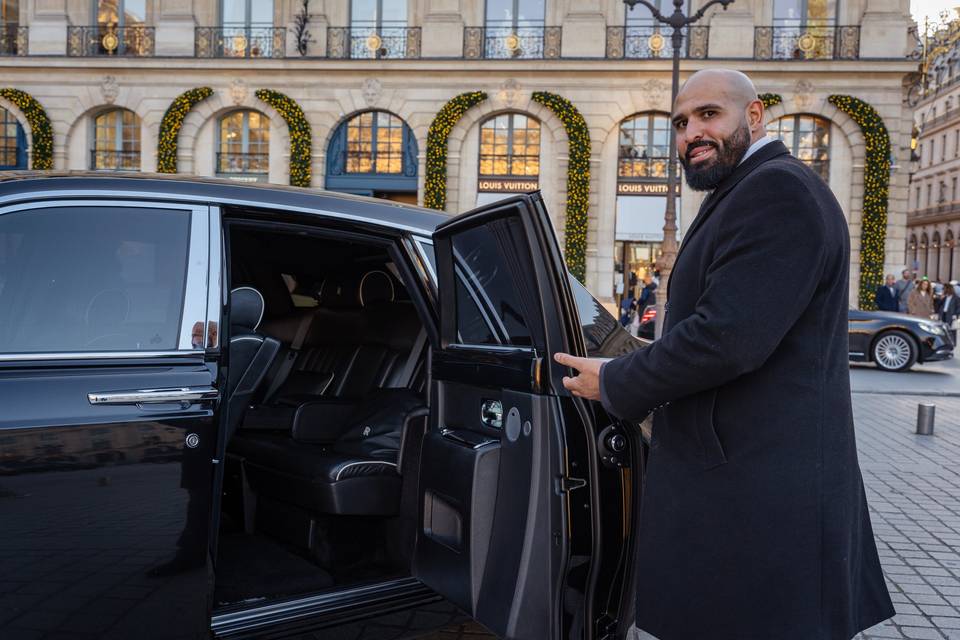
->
[325,110,418,198]
[92,108,140,171]
[0,106,27,170]
[946,229,956,281]
[479,113,540,178]
[618,113,671,181]
[921,232,930,277]
[766,114,830,183]
[346,111,405,174]
[909,234,918,269]
[217,110,269,180]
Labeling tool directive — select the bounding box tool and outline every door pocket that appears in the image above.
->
[696,390,727,469]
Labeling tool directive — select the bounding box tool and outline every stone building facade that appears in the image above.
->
[0,0,916,303]
[909,37,960,284]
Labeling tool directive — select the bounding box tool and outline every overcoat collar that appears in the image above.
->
[673,139,791,269]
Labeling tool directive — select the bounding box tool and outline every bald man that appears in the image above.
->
[556,70,893,639]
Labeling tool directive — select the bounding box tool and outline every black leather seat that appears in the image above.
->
[235,389,427,515]
[225,287,281,441]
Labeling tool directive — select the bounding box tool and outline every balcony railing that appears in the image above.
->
[195,26,285,58]
[463,25,562,59]
[217,152,269,175]
[909,202,960,221]
[754,25,860,60]
[67,26,154,57]
[606,25,709,59]
[0,24,27,56]
[90,150,141,171]
[327,26,421,59]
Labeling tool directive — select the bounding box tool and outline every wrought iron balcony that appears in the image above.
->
[327,26,421,59]
[463,25,562,59]
[90,150,141,171]
[754,25,860,60]
[0,24,27,56]
[195,26,285,58]
[217,152,269,175]
[67,25,154,57]
[606,25,709,59]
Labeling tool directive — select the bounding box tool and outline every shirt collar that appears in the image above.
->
[738,136,775,166]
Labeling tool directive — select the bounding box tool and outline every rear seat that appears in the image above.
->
[228,269,428,516]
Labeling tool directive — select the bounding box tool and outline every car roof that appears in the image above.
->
[0,171,450,235]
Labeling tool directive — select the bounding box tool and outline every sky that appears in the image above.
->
[912,0,960,27]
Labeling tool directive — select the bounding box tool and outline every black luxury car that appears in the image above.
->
[0,174,644,640]
[848,308,954,372]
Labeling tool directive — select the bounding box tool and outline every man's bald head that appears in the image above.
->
[676,69,759,112]
[671,69,767,191]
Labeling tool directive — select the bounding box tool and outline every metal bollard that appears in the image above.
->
[916,403,936,436]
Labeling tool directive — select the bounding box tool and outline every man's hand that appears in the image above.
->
[554,352,606,401]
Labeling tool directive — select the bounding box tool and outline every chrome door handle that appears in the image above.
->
[480,399,503,429]
[88,386,219,406]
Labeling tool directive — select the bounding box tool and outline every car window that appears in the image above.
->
[0,205,191,354]
[451,218,533,347]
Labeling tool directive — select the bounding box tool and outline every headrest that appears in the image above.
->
[359,270,396,307]
[231,287,265,333]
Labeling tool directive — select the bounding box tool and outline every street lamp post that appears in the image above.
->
[623,0,734,338]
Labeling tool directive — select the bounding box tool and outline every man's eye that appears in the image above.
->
[675,120,686,130]
[703,111,716,118]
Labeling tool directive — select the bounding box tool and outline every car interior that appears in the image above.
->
[214,221,431,608]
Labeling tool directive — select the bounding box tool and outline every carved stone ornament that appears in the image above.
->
[793,79,816,110]
[637,79,668,110]
[230,79,248,106]
[361,78,383,106]
[498,79,522,107]
[100,76,119,104]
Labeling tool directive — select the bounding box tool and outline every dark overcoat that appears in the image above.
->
[600,141,894,640]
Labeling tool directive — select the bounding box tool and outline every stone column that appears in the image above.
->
[560,0,606,58]
[859,0,910,58]
[155,0,198,56]
[421,0,464,58]
[29,0,68,55]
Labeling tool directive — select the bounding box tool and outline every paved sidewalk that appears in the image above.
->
[854,394,960,640]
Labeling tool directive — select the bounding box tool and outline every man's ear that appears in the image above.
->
[746,99,764,132]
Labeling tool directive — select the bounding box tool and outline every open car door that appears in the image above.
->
[413,193,610,640]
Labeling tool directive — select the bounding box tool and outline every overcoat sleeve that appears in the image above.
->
[600,167,830,421]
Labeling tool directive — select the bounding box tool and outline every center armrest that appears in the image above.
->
[291,399,360,443]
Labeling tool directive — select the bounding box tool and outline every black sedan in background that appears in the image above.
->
[849,309,954,371]
[638,306,953,372]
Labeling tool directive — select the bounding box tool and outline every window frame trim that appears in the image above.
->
[0,198,212,361]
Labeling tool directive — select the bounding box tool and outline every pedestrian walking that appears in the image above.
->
[553,69,893,640]
[908,278,935,318]
[895,268,914,313]
[940,283,958,343]
[875,274,899,312]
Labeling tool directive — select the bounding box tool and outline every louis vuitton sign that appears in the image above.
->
[478,179,540,193]
[617,182,681,196]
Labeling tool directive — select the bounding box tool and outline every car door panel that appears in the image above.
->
[0,201,221,640]
[414,194,598,640]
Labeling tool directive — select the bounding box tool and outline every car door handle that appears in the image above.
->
[88,387,219,406]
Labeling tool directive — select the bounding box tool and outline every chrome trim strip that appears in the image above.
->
[179,207,211,350]
[210,577,432,636]
[0,350,199,362]
[207,206,223,350]
[88,386,219,405]
[446,343,535,355]
[412,237,438,285]
[0,189,433,234]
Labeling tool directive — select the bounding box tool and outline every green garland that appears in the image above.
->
[758,93,783,109]
[424,91,488,210]
[532,91,591,283]
[157,87,213,174]
[829,95,890,311]
[256,89,312,187]
[0,88,53,170]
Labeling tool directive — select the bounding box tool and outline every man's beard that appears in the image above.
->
[679,123,752,191]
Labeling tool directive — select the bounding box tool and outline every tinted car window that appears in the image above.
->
[0,206,190,354]
[452,219,532,347]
